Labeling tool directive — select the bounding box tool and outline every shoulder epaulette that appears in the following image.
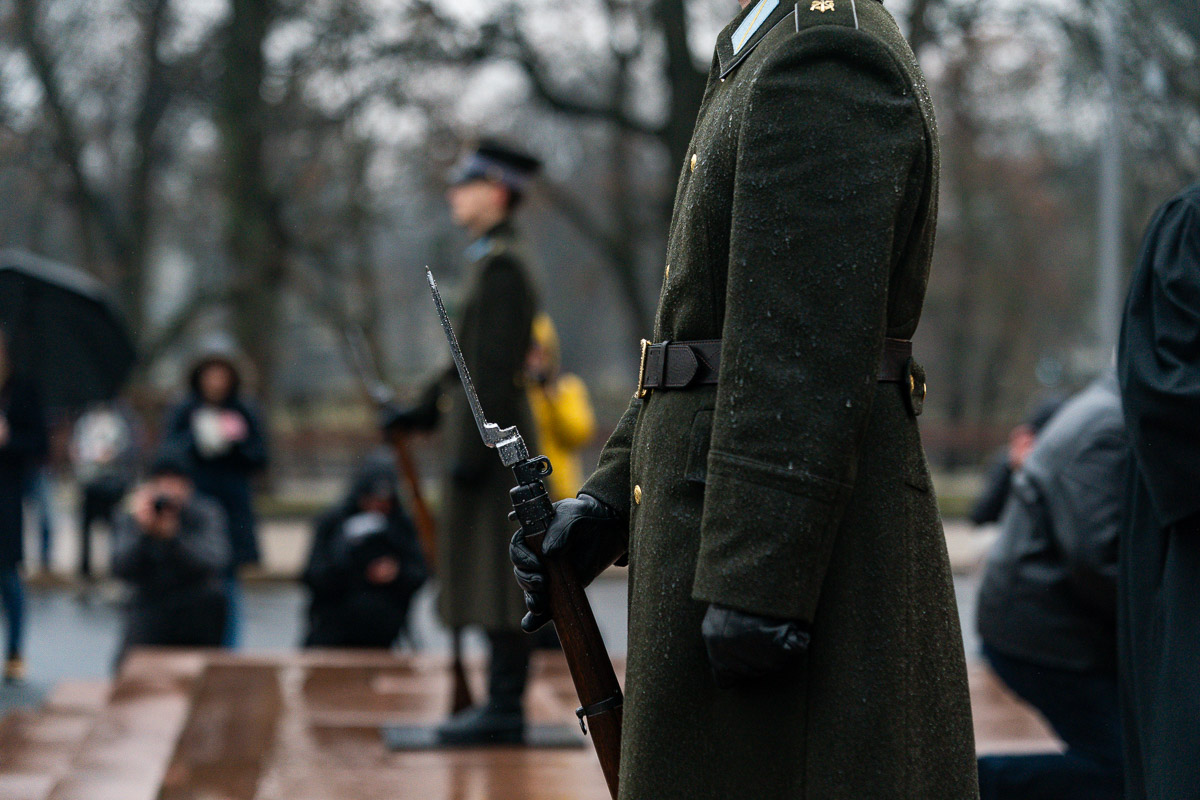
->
[794,0,862,31]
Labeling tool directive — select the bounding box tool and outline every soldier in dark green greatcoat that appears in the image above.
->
[511,1,978,796]
[389,141,539,744]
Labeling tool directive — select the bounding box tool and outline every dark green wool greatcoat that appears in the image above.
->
[437,221,537,632]
[579,1,977,796]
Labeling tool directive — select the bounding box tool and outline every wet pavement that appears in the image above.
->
[2,570,981,715]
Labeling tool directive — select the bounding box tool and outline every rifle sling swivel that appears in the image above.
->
[576,690,624,735]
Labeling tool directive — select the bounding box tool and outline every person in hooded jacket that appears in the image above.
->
[163,344,268,646]
[302,458,429,648]
[525,313,595,502]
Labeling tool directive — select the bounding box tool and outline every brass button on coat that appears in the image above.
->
[634,485,643,504]
[690,153,698,172]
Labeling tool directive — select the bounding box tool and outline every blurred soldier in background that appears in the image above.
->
[511,0,979,795]
[525,313,595,502]
[1116,183,1200,799]
[111,452,229,666]
[969,396,1064,527]
[164,342,268,646]
[386,140,540,745]
[0,330,46,683]
[975,369,1125,799]
[72,401,139,583]
[302,458,428,648]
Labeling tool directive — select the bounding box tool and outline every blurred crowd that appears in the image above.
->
[0,311,594,680]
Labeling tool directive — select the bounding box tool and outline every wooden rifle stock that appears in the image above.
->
[511,458,622,798]
[388,432,438,569]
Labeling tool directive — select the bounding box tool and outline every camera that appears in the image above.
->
[152,494,179,515]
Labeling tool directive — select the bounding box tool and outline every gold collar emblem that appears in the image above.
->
[810,0,835,11]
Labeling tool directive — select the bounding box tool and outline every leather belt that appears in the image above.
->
[636,337,919,399]
[636,339,722,398]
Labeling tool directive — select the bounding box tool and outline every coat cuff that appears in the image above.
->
[580,465,630,522]
[691,450,851,622]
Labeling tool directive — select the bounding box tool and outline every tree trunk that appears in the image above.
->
[216,0,288,402]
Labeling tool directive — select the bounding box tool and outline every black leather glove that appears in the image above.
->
[701,604,810,689]
[510,493,626,632]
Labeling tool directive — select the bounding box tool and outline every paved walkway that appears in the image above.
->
[0,649,1055,800]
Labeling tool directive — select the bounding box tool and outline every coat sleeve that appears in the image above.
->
[173,501,231,577]
[303,511,353,598]
[969,455,1014,526]
[453,257,535,476]
[110,512,153,581]
[1118,195,1200,528]
[580,397,642,521]
[691,29,927,622]
[1045,429,1125,614]
[232,401,269,471]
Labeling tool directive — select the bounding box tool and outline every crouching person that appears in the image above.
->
[302,460,429,648]
[112,452,229,665]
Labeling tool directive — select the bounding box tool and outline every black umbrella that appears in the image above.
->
[0,250,137,410]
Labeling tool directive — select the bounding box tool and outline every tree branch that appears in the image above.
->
[13,0,132,265]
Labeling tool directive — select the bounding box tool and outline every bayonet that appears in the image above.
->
[427,269,529,467]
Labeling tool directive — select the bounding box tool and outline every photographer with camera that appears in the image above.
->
[302,458,428,648]
[110,452,230,665]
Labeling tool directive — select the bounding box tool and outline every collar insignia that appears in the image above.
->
[732,0,780,54]
[464,236,493,263]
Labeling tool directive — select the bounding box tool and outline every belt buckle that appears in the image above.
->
[636,338,651,399]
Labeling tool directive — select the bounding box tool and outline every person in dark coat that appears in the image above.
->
[969,396,1064,526]
[110,453,229,666]
[0,330,47,683]
[1116,182,1200,799]
[975,369,1126,799]
[163,343,268,646]
[386,140,539,744]
[511,1,978,796]
[302,458,428,648]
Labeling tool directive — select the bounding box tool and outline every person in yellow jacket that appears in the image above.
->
[525,314,595,501]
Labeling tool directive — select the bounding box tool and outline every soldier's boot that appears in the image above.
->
[436,631,530,745]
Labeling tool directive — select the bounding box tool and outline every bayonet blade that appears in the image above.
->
[426,268,529,466]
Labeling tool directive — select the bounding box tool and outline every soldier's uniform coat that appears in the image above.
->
[438,221,537,632]
[580,1,978,796]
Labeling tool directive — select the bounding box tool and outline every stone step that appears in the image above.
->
[0,709,96,800]
[43,651,207,800]
[158,663,283,800]
[0,680,111,800]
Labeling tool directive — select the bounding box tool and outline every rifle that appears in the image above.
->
[339,324,475,715]
[427,270,622,797]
